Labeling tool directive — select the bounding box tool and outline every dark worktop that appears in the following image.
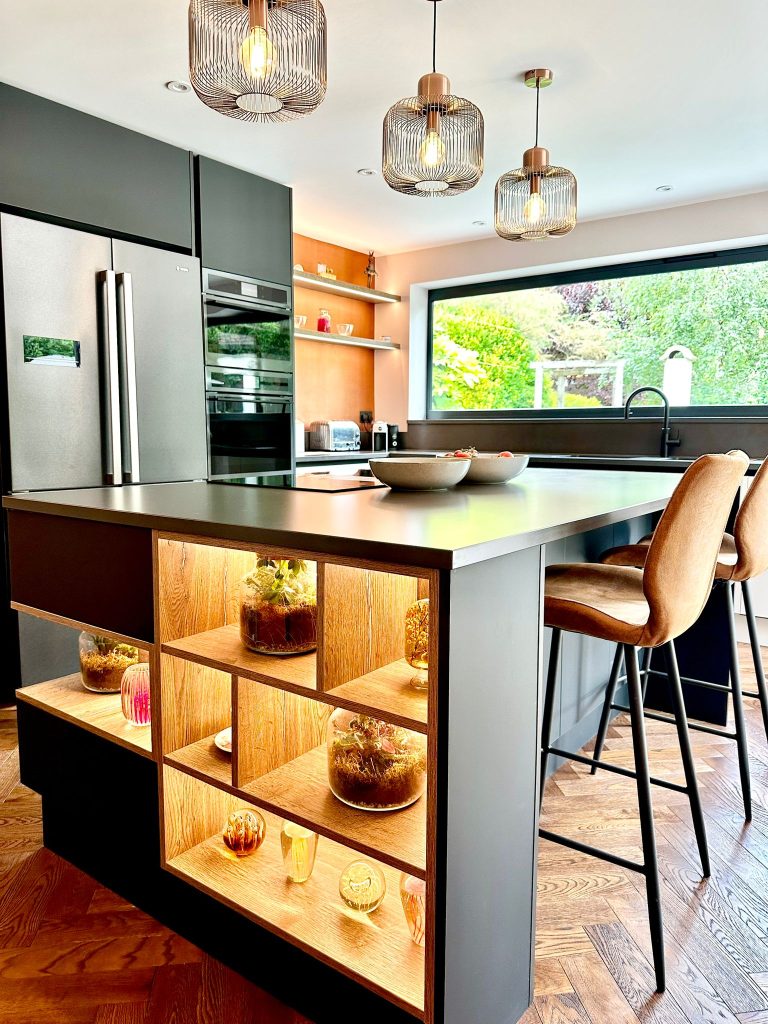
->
[3,469,679,570]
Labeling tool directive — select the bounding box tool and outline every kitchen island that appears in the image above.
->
[5,470,681,1024]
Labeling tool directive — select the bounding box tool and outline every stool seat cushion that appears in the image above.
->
[545,563,649,645]
[602,532,739,579]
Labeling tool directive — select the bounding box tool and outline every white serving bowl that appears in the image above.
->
[369,457,470,491]
[462,453,530,483]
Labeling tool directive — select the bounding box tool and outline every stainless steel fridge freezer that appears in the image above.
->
[1,213,208,692]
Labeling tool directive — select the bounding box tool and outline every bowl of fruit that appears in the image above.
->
[442,448,529,484]
[369,456,470,490]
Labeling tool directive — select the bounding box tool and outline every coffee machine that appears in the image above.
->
[372,421,388,453]
[387,424,400,450]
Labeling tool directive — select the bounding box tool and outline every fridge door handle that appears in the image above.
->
[98,270,123,485]
[116,272,141,483]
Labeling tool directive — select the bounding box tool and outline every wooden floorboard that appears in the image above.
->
[2,642,768,1022]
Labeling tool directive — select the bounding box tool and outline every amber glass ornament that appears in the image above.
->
[404,597,429,690]
[223,809,266,857]
[339,860,386,914]
[400,873,426,945]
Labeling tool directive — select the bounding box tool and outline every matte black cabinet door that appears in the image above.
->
[196,156,292,286]
[0,83,192,250]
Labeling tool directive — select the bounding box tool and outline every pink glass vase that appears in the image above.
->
[121,663,151,726]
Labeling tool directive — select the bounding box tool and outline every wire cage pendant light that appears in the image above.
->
[495,69,577,240]
[189,0,327,124]
[382,0,484,197]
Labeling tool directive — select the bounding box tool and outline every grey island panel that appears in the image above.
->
[2,469,679,569]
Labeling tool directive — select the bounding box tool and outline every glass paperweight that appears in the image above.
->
[327,709,427,812]
[79,633,141,693]
[280,821,319,883]
[120,663,151,726]
[400,873,426,946]
[240,557,317,656]
[222,809,266,857]
[404,598,429,691]
[339,860,386,914]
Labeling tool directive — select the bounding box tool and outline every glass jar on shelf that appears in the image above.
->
[78,633,142,693]
[327,709,427,811]
[404,597,429,691]
[317,308,331,333]
[240,557,318,656]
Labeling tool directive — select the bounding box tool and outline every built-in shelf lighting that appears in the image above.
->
[293,270,400,304]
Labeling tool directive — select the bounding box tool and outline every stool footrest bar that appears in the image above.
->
[538,828,646,874]
[609,704,737,740]
[547,746,688,793]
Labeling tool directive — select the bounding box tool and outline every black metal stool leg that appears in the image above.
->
[742,580,768,743]
[725,583,752,819]
[540,628,562,809]
[662,641,710,877]
[591,644,624,775]
[625,643,666,993]
[640,646,652,701]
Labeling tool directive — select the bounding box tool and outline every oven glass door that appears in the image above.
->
[207,393,293,479]
[205,300,292,373]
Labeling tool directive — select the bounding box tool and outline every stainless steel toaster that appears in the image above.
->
[308,420,361,451]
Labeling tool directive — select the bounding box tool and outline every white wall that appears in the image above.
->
[373,191,768,428]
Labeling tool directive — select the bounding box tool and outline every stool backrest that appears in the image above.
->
[733,457,768,581]
[642,450,749,646]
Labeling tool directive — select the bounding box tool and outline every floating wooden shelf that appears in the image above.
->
[164,733,231,787]
[167,815,425,1018]
[294,327,400,352]
[17,674,153,759]
[164,740,426,878]
[163,625,427,732]
[293,269,401,304]
[240,746,426,879]
[163,625,317,693]
[11,601,152,651]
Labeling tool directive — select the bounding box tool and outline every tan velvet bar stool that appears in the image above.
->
[540,451,749,993]
[594,456,768,819]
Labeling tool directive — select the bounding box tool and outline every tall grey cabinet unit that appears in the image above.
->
[0,83,193,249]
[196,156,293,286]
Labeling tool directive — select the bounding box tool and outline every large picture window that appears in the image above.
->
[427,247,768,417]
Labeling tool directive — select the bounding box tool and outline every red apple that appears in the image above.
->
[498,451,514,458]
[453,450,472,458]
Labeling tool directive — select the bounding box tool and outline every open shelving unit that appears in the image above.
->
[155,533,438,1021]
[293,269,401,304]
[294,326,400,352]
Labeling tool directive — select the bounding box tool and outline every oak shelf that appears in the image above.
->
[164,734,231,787]
[240,746,426,879]
[17,674,153,760]
[163,624,428,732]
[162,624,317,693]
[293,269,401,305]
[164,740,426,878]
[294,327,400,352]
[167,814,425,1018]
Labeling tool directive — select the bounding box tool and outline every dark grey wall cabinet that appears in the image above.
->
[196,156,292,286]
[0,83,192,249]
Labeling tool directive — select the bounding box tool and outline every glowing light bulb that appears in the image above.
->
[523,191,546,225]
[240,25,276,80]
[420,130,445,169]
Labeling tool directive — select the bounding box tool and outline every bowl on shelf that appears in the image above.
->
[294,314,307,330]
[337,323,354,336]
[369,457,470,491]
[462,453,530,484]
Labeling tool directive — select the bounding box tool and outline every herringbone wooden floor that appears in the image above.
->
[3,645,768,1023]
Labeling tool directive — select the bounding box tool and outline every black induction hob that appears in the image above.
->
[214,473,386,493]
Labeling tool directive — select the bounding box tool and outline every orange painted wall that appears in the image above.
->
[293,234,375,427]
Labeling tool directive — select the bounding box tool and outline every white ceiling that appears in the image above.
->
[0,0,766,254]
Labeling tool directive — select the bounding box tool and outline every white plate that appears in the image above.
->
[214,727,232,754]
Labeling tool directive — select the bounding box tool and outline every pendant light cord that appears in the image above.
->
[432,0,437,73]
[535,78,540,146]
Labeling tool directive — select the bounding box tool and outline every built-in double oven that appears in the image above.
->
[204,269,294,485]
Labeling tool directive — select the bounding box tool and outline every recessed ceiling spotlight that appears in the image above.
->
[357,168,378,177]
[166,80,192,94]
[655,184,673,192]
[472,219,486,226]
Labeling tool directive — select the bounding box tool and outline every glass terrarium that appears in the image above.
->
[79,633,142,693]
[327,710,427,812]
[404,598,429,691]
[240,557,317,656]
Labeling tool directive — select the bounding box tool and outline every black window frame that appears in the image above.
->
[426,243,768,421]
